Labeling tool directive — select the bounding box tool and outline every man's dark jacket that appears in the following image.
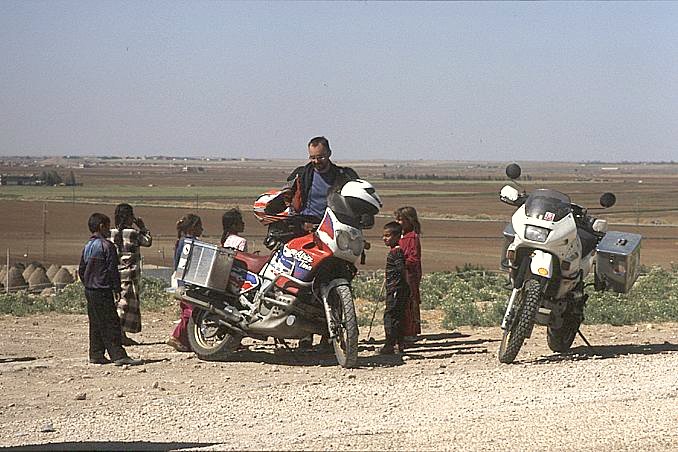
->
[286,162,358,214]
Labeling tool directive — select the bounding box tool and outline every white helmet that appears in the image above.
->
[340,179,383,213]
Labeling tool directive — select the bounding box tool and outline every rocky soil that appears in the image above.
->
[1,311,677,451]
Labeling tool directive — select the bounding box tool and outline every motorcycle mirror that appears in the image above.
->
[505,163,521,180]
[600,192,616,208]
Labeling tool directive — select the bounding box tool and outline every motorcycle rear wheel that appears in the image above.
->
[187,308,242,361]
[547,317,581,353]
[329,285,359,368]
[498,278,540,364]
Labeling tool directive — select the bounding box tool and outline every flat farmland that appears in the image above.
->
[2,158,677,272]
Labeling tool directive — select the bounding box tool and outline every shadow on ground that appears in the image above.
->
[0,356,38,364]
[395,331,499,362]
[0,441,217,451]
[186,330,502,368]
[531,342,678,364]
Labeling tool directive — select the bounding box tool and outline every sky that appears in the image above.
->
[1,1,677,162]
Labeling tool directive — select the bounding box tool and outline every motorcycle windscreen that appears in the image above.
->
[524,189,571,222]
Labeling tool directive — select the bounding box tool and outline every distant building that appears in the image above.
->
[0,174,42,186]
[181,166,205,173]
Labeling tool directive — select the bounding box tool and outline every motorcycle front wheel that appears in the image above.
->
[329,285,359,368]
[187,308,242,361]
[498,278,540,364]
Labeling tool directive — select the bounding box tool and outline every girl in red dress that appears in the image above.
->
[395,206,422,341]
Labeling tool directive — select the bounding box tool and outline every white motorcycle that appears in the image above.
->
[497,163,641,363]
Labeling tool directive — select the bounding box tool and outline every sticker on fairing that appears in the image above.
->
[543,211,555,221]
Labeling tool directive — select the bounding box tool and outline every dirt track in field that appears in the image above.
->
[0,311,677,451]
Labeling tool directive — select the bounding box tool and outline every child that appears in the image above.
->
[220,208,248,251]
[110,203,153,346]
[395,206,422,341]
[78,213,142,366]
[166,213,203,352]
[380,221,410,355]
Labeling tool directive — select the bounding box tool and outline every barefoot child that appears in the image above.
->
[110,203,152,346]
[379,221,410,354]
[395,206,422,341]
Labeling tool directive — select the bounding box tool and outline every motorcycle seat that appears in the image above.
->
[234,251,270,273]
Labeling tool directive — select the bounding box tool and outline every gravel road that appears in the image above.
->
[1,311,677,451]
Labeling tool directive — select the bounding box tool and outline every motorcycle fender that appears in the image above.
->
[320,278,351,339]
[530,250,554,279]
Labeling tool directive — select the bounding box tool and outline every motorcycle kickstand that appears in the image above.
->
[275,338,302,365]
[577,328,593,349]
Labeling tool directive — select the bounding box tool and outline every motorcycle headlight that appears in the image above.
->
[524,225,550,242]
[336,230,363,256]
[336,230,350,251]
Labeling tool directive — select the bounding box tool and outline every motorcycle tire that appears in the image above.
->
[547,317,581,353]
[187,308,242,361]
[329,285,359,369]
[498,278,540,364]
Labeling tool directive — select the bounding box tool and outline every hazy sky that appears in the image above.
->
[1,1,677,162]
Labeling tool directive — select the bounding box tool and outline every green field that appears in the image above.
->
[0,185,269,202]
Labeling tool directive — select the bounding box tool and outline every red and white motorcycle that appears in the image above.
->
[175,180,382,368]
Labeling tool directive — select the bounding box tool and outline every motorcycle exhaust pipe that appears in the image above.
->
[176,290,245,329]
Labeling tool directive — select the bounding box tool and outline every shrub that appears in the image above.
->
[0,276,174,316]
[354,264,678,328]
[584,266,678,325]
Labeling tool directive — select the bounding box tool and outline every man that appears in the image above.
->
[286,137,358,350]
[286,136,358,224]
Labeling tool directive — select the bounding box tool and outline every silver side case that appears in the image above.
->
[595,231,641,294]
[176,239,236,293]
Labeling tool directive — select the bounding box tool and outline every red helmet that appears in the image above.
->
[253,189,293,225]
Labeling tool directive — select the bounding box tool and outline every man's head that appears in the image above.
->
[307,136,332,173]
[382,221,402,248]
[88,213,111,237]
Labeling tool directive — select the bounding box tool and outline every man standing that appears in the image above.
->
[286,137,358,350]
[286,136,358,224]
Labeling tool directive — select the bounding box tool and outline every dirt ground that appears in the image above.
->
[1,310,676,451]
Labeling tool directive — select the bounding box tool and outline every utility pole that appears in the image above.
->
[42,203,48,260]
[5,248,9,294]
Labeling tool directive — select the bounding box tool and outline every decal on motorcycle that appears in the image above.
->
[544,211,555,221]
[228,265,260,293]
[319,213,334,239]
[270,246,295,275]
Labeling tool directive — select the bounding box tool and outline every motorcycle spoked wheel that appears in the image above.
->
[498,279,541,364]
[187,308,242,361]
[328,285,359,368]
